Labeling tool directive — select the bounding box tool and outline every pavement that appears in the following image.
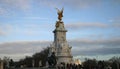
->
[8,67,56,69]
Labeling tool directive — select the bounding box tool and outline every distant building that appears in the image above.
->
[74,59,81,65]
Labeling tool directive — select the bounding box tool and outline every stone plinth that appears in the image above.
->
[49,21,73,64]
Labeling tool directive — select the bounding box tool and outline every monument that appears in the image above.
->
[49,8,73,64]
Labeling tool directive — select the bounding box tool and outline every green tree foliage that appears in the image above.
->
[109,56,120,69]
[9,59,14,67]
[3,56,10,68]
[82,57,120,69]
[32,47,49,67]
[24,56,33,67]
[15,47,49,67]
[83,58,97,69]
[109,56,120,63]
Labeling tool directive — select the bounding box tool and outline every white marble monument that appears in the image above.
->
[49,8,73,64]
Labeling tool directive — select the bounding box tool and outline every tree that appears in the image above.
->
[9,59,14,68]
[109,56,120,63]
[83,58,97,69]
[3,56,10,68]
[32,47,49,67]
[109,56,120,69]
[15,47,49,67]
[24,56,33,67]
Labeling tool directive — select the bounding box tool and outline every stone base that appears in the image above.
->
[57,56,73,64]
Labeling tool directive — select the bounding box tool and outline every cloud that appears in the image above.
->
[0,29,6,36]
[0,0,30,11]
[72,47,120,56]
[23,17,49,20]
[33,0,120,10]
[0,53,33,61]
[0,0,120,15]
[0,0,31,16]
[66,22,108,30]
[62,0,101,9]
[69,37,120,56]
[1,21,119,36]
[70,38,120,47]
[0,7,7,15]
[110,17,120,23]
[65,21,120,30]
[0,41,51,54]
[0,23,12,36]
[0,23,54,37]
[0,0,119,16]
[16,23,53,36]
[0,37,120,61]
[75,54,120,61]
[0,40,51,61]
[110,17,120,28]
[36,0,102,9]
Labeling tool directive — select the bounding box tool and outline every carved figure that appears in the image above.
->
[56,8,63,21]
[47,52,57,67]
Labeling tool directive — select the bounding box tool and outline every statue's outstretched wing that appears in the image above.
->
[55,8,64,21]
[55,8,60,13]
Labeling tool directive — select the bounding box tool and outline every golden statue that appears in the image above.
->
[56,8,63,21]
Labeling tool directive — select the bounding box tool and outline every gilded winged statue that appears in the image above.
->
[56,8,64,21]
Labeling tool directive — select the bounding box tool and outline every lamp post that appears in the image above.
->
[32,59,34,68]
[0,60,4,69]
[39,60,42,67]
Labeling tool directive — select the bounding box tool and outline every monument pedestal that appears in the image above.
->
[49,21,73,64]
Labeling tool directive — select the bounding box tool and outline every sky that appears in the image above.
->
[0,0,120,61]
